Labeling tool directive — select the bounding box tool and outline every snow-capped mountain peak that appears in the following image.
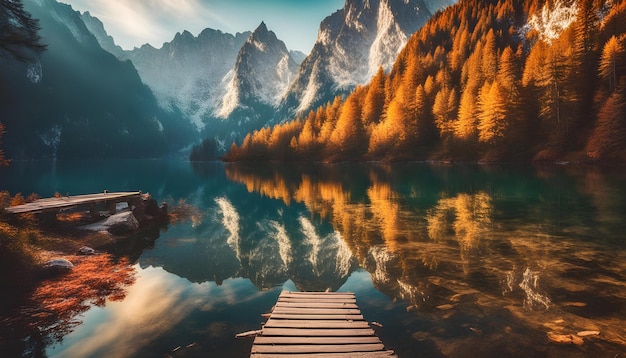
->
[216,22,300,119]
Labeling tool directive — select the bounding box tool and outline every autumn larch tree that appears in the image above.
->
[329,95,367,160]
[586,77,626,160]
[599,35,626,92]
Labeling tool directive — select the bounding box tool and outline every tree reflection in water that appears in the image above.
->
[226,162,626,356]
[3,254,135,357]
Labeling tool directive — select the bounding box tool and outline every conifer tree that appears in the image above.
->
[0,0,46,62]
[478,80,509,145]
[329,95,366,159]
[362,67,386,125]
[482,29,499,82]
[587,78,626,159]
[599,35,625,92]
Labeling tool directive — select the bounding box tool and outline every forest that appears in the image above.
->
[224,0,626,163]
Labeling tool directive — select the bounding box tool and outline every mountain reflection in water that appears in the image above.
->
[2,160,625,357]
[225,162,626,356]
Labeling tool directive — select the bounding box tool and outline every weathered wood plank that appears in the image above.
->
[251,343,386,354]
[282,291,354,295]
[264,320,371,329]
[251,351,397,358]
[278,298,357,304]
[275,302,358,309]
[279,293,355,300]
[253,336,381,345]
[5,192,142,214]
[259,328,376,337]
[269,313,364,320]
[271,308,362,315]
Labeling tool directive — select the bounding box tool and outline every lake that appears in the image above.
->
[1,160,625,357]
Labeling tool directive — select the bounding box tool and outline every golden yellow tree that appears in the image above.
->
[329,95,366,159]
[362,67,386,126]
[478,80,509,145]
[599,35,625,92]
[433,87,458,138]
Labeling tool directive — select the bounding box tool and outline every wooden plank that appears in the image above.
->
[253,336,381,345]
[264,320,371,329]
[251,343,386,354]
[282,291,354,295]
[280,293,355,299]
[251,351,397,358]
[278,298,357,304]
[259,328,376,337]
[275,302,358,309]
[5,191,142,214]
[269,313,364,320]
[271,308,362,315]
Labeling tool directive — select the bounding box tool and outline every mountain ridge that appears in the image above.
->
[0,0,194,160]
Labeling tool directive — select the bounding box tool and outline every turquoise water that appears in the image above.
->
[1,160,625,357]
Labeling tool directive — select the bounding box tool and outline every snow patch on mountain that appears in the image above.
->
[216,70,240,118]
[369,0,408,79]
[528,0,579,43]
[297,64,322,113]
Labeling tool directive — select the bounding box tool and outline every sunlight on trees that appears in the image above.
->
[225,0,626,163]
[599,36,626,92]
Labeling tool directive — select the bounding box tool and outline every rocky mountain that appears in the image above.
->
[216,22,300,128]
[0,0,194,160]
[83,0,455,137]
[84,16,303,139]
[120,28,251,131]
[278,0,457,119]
[80,11,124,57]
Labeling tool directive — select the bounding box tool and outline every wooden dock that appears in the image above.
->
[250,291,396,357]
[4,191,142,215]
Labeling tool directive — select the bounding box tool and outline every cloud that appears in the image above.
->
[62,0,344,52]
[48,265,267,357]
[64,0,224,49]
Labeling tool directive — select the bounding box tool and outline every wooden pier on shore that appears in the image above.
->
[4,191,142,217]
[250,291,396,357]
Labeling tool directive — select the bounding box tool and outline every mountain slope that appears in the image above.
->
[118,28,251,130]
[0,0,193,159]
[216,22,300,124]
[278,0,457,118]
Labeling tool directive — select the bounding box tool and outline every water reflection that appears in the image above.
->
[2,160,626,357]
[225,162,626,355]
[2,255,135,357]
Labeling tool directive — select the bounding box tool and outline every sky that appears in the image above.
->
[61,0,345,54]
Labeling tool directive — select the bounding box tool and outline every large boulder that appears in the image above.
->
[131,193,167,222]
[81,211,139,235]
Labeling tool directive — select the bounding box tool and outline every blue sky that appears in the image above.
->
[62,0,344,53]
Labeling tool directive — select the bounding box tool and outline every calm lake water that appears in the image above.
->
[1,160,626,357]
